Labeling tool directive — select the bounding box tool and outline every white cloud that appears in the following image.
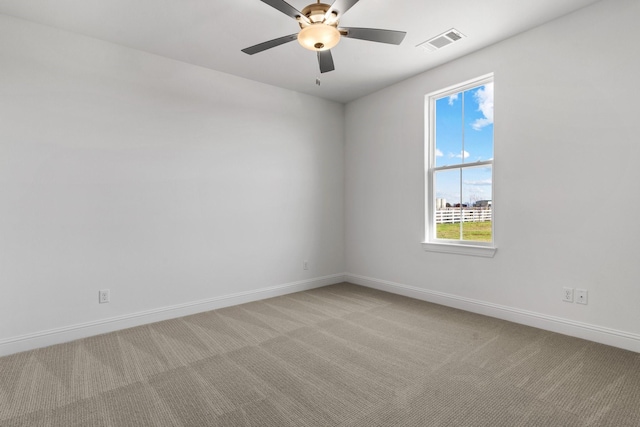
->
[452,150,470,159]
[471,118,492,130]
[448,94,458,106]
[435,148,443,157]
[464,179,492,186]
[471,82,494,131]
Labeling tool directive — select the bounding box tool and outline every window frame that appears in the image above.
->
[422,74,497,258]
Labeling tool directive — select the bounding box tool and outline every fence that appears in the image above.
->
[436,209,492,224]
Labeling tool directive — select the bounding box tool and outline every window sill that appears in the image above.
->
[421,242,497,258]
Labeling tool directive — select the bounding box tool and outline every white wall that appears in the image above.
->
[345,0,640,351]
[0,15,345,355]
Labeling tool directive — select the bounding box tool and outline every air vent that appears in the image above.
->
[417,29,466,53]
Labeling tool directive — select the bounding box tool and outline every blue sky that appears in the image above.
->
[434,83,493,206]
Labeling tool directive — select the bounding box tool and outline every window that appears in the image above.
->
[423,74,496,257]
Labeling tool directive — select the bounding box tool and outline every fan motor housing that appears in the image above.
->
[299,3,338,27]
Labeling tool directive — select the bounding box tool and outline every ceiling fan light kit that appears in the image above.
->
[297,2,340,51]
[298,24,340,51]
[242,0,406,74]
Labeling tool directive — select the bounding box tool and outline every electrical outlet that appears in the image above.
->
[303,260,309,270]
[563,287,574,302]
[99,289,110,304]
[575,289,588,305]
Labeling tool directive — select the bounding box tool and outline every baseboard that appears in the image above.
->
[346,273,640,353]
[0,273,346,357]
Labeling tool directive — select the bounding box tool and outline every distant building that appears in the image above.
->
[473,200,492,208]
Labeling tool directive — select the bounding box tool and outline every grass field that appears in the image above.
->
[436,221,492,242]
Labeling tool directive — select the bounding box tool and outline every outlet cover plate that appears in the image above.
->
[562,287,574,302]
[99,289,110,304]
[575,289,588,305]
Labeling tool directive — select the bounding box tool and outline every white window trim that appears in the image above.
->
[422,73,496,257]
[422,241,496,258]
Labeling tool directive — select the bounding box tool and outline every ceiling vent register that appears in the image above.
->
[418,29,465,52]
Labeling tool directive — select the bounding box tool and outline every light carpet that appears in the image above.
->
[1,283,639,426]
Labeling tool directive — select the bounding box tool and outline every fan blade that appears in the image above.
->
[341,27,406,45]
[317,50,335,73]
[326,0,360,17]
[242,34,298,55]
[260,0,306,20]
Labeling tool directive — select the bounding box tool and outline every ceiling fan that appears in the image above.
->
[242,0,407,73]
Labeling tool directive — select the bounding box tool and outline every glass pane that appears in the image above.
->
[463,83,494,163]
[434,169,461,240]
[434,92,463,167]
[461,166,493,242]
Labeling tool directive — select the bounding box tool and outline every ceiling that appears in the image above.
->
[0,0,601,103]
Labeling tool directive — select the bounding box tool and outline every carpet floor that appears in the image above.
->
[1,282,639,426]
